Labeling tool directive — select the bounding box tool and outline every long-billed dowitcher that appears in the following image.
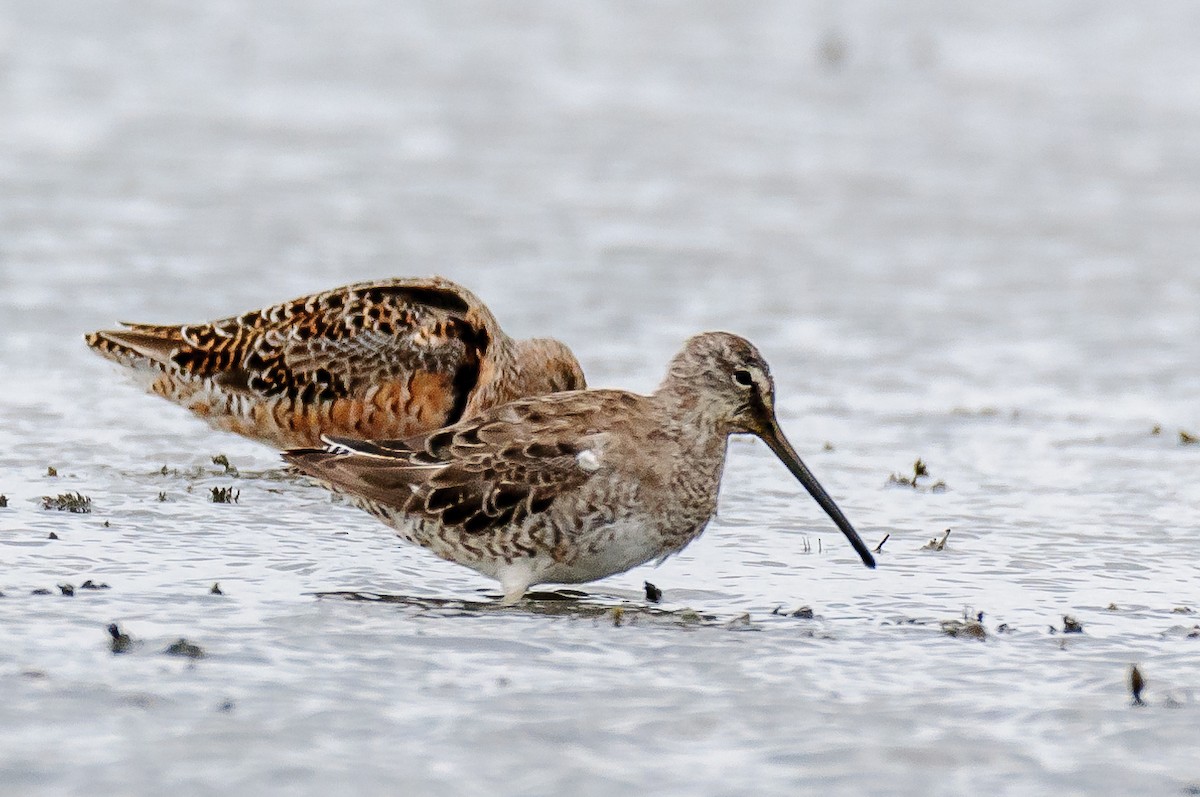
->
[284,331,875,603]
[85,277,585,449]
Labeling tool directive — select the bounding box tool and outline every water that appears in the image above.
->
[2,1,1199,794]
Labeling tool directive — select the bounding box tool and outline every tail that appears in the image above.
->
[282,435,414,472]
[84,325,182,370]
[281,446,338,476]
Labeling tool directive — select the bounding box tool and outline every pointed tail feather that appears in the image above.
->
[84,327,181,369]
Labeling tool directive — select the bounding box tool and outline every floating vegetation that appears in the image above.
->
[1172,606,1195,615]
[157,491,168,502]
[108,624,133,654]
[643,581,662,603]
[922,529,952,551]
[31,588,52,596]
[941,618,987,640]
[1151,425,1162,436]
[822,441,835,452]
[772,605,815,619]
[46,466,58,477]
[210,582,224,595]
[80,580,110,590]
[609,607,625,627]
[41,492,92,513]
[1062,615,1084,634]
[163,638,207,659]
[1181,430,1199,445]
[887,458,947,492]
[212,454,239,476]
[1130,665,1145,706]
[210,487,239,504]
[800,537,824,554]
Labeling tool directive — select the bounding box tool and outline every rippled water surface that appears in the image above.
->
[2,2,1199,795]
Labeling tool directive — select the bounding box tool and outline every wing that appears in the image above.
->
[283,393,631,535]
[86,276,499,423]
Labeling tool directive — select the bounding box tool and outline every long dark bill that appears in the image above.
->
[759,419,876,569]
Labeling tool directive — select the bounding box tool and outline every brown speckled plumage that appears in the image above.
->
[85,277,585,448]
[284,331,876,603]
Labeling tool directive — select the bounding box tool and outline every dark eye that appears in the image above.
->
[732,369,753,387]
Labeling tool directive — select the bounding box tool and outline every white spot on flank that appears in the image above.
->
[576,449,601,472]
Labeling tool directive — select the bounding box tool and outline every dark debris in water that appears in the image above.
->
[80,580,110,590]
[0,494,7,508]
[1180,429,1198,445]
[163,638,207,659]
[48,532,59,540]
[1062,615,1084,634]
[42,492,92,513]
[46,466,58,477]
[1130,664,1146,706]
[210,487,239,504]
[58,584,74,597]
[941,619,987,640]
[31,588,52,596]
[643,581,662,603]
[210,582,224,595]
[108,623,133,654]
[212,454,239,476]
[887,458,948,493]
[772,605,814,619]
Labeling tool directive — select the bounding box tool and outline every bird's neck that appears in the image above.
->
[650,387,735,478]
[462,334,518,418]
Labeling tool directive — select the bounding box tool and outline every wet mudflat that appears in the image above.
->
[2,1,1199,795]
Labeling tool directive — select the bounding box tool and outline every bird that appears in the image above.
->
[85,276,586,449]
[284,331,876,603]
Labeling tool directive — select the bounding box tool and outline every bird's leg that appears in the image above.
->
[497,562,534,606]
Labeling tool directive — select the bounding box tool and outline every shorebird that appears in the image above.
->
[284,331,876,603]
[85,277,585,449]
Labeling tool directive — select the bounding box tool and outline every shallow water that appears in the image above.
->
[2,1,1199,795]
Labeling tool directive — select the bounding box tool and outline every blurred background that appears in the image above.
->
[2,0,1197,405]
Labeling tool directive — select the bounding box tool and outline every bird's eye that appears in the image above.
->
[732,369,753,387]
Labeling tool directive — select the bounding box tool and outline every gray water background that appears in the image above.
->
[1,2,1198,795]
